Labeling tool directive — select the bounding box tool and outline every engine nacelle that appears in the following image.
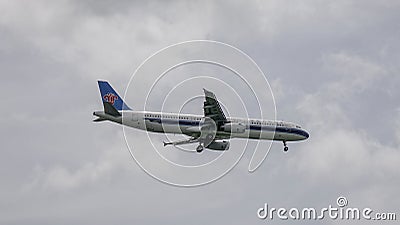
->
[206,140,230,151]
[222,123,246,133]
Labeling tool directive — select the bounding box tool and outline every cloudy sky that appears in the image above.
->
[1,0,399,224]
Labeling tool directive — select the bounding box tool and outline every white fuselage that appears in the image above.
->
[93,111,309,142]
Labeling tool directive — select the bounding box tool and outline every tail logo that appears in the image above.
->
[103,93,118,105]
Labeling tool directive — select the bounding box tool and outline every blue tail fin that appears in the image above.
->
[98,80,131,110]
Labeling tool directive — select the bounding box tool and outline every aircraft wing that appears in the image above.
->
[164,89,228,149]
[203,88,228,128]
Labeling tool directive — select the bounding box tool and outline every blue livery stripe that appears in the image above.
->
[144,118,308,138]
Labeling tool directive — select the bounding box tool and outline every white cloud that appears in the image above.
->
[396,108,400,145]
[290,49,400,212]
[23,135,133,192]
[322,52,386,94]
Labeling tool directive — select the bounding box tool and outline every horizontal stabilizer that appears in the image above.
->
[103,102,121,117]
[93,117,107,122]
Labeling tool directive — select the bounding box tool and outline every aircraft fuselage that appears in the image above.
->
[93,111,309,142]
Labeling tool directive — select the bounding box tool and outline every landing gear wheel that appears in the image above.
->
[196,145,204,153]
[283,141,288,152]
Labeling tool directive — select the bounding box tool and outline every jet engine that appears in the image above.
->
[206,140,230,150]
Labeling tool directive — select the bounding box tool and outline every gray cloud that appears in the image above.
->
[0,0,399,224]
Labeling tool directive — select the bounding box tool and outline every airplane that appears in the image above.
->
[93,80,309,153]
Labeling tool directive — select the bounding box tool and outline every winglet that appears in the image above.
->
[203,88,215,99]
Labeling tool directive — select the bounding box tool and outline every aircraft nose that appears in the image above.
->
[302,129,310,139]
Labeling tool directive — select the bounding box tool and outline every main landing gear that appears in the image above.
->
[196,144,204,153]
[283,141,289,152]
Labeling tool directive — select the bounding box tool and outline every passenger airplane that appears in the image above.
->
[93,81,309,152]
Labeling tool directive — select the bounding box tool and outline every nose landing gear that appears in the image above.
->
[283,141,289,152]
